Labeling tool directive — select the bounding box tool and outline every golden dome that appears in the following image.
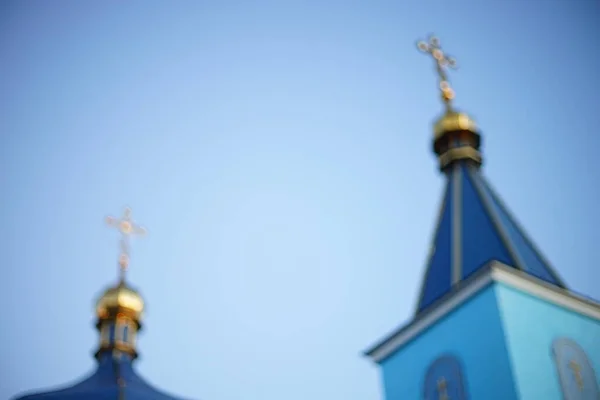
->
[433,111,477,139]
[96,282,145,320]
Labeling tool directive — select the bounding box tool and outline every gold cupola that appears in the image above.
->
[417,36,482,171]
[95,281,145,324]
[94,207,147,360]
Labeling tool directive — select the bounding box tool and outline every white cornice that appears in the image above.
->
[490,264,600,321]
[364,265,494,363]
[364,261,600,364]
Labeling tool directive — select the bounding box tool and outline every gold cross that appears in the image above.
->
[106,207,146,281]
[568,360,584,390]
[416,35,458,110]
[436,377,450,400]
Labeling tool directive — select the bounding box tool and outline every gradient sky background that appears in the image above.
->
[1,1,599,399]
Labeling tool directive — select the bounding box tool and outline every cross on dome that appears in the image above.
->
[106,207,146,282]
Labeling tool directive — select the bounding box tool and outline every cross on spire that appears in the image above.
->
[417,35,458,111]
[106,207,146,282]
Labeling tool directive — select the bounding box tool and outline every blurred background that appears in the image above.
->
[1,1,599,399]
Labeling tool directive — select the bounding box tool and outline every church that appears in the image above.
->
[364,36,600,399]
[12,36,600,400]
[13,207,191,400]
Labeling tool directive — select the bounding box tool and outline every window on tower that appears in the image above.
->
[114,320,129,344]
[108,323,115,344]
[423,355,468,400]
[551,337,599,399]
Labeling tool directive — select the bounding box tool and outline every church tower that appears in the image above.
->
[364,36,600,400]
[14,207,192,400]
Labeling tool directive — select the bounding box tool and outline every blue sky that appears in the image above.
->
[1,1,599,399]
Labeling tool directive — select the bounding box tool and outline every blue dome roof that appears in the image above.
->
[14,352,189,400]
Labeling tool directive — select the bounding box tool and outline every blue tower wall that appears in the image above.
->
[497,284,600,399]
[379,285,518,400]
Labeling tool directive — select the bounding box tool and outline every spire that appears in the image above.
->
[416,35,482,171]
[414,36,567,315]
[95,207,146,361]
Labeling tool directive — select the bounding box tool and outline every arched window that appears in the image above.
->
[123,325,129,343]
[552,338,599,400]
[108,323,116,344]
[423,354,468,400]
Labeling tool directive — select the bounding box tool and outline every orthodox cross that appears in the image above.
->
[416,35,458,111]
[106,207,146,282]
[568,360,584,390]
[436,377,450,400]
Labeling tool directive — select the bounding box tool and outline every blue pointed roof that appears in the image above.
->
[416,161,567,314]
[14,352,189,400]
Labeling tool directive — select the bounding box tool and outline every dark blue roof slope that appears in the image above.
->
[416,161,566,314]
[14,352,188,400]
